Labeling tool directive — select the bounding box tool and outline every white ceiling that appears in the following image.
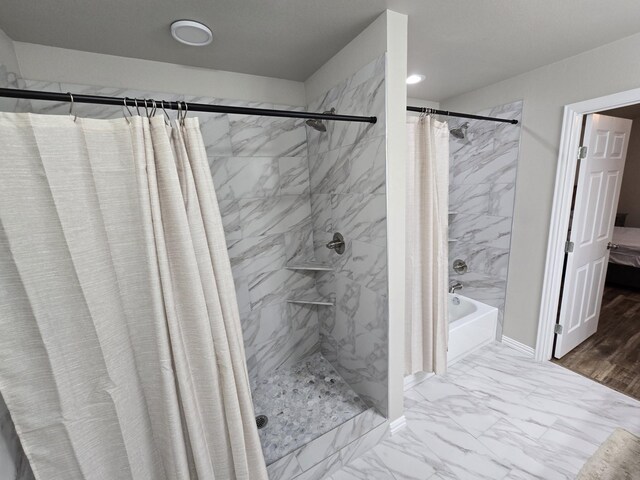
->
[2,0,640,101]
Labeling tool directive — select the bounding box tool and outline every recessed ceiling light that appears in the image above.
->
[406,74,426,85]
[171,20,213,46]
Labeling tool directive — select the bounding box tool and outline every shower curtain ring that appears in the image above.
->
[160,100,170,125]
[181,101,189,126]
[134,98,141,116]
[144,99,150,117]
[150,99,157,117]
[123,97,133,124]
[67,92,77,122]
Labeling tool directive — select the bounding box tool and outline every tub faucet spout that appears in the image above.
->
[449,281,463,294]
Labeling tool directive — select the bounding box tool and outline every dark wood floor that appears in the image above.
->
[553,285,640,401]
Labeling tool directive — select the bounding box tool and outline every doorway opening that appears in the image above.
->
[538,95,640,400]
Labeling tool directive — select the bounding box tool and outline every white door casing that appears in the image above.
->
[554,114,632,358]
[536,87,640,362]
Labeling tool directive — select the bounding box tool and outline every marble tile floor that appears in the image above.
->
[252,352,368,465]
[327,341,640,480]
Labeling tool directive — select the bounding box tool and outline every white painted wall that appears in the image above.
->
[13,42,306,106]
[618,119,640,227]
[441,31,640,348]
[407,97,439,109]
[304,13,387,104]
[385,10,408,425]
[0,27,20,75]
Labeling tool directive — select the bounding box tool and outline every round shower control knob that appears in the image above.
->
[326,232,345,255]
[452,259,468,274]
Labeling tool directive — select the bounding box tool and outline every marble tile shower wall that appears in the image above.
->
[448,100,523,338]
[0,63,28,113]
[0,70,319,385]
[307,55,389,415]
[206,104,320,384]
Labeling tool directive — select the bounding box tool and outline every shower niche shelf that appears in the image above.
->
[286,261,333,272]
[287,293,334,306]
[286,260,334,306]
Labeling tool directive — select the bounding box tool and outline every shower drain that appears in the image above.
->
[255,415,268,430]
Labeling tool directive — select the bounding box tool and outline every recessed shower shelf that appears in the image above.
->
[287,294,334,306]
[449,238,461,243]
[449,211,459,215]
[285,261,334,271]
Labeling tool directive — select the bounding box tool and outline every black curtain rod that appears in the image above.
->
[407,106,518,125]
[0,87,377,124]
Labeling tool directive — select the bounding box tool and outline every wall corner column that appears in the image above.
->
[385,9,408,424]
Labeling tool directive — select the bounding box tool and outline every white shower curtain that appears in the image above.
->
[405,115,449,375]
[0,113,268,480]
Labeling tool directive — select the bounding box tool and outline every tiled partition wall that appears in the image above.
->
[448,100,523,338]
[207,106,320,384]
[308,55,389,415]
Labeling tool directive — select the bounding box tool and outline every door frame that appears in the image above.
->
[535,87,640,362]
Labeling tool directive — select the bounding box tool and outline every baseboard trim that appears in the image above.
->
[502,336,535,357]
[389,416,406,435]
[403,371,434,391]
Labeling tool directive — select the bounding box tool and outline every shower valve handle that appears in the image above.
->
[326,232,345,255]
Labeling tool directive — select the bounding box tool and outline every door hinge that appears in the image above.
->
[554,324,563,335]
[578,146,588,159]
[565,241,574,253]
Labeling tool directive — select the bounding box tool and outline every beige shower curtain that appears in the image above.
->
[405,115,449,375]
[0,113,267,480]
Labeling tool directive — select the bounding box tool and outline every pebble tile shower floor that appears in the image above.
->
[252,352,368,465]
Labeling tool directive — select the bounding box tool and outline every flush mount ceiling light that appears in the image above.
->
[171,20,213,46]
[406,74,426,85]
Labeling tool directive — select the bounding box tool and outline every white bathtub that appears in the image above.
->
[447,294,498,365]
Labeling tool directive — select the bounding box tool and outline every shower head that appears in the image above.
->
[305,108,335,132]
[450,122,469,139]
[305,118,327,132]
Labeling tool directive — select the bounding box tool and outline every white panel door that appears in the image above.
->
[554,114,632,358]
